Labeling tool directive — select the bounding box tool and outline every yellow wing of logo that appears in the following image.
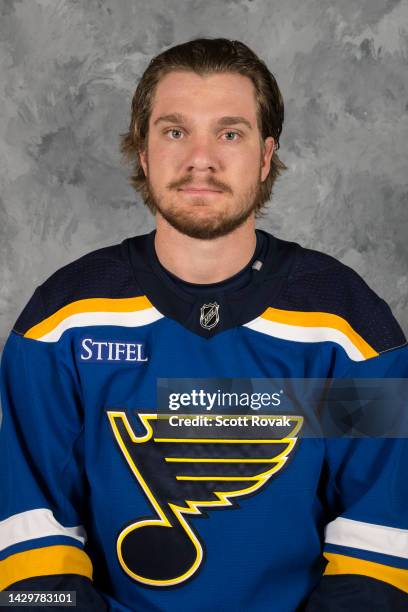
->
[107,411,303,587]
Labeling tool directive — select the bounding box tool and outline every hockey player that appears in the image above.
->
[1,38,407,611]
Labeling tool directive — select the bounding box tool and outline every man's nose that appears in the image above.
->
[184,136,221,173]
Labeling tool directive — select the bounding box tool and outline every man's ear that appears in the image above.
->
[260,137,275,182]
[139,148,147,176]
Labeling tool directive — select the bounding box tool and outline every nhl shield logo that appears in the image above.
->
[200,302,220,330]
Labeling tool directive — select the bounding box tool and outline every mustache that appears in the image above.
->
[167,176,232,194]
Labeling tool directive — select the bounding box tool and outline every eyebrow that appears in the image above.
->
[153,113,253,130]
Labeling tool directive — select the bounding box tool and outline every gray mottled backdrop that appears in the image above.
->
[1,0,407,352]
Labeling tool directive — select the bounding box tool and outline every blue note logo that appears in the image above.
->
[107,411,303,587]
[79,338,148,363]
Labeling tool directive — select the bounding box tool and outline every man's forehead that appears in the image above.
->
[150,70,258,124]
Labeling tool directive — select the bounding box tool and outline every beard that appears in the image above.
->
[143,167,264,240]
[145,171,262,240]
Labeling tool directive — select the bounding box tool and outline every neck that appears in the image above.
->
[154,215,257,284]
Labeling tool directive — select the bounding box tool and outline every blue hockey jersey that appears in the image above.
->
[1,230,407,611]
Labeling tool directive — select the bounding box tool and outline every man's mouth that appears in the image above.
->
[178,187,223,195]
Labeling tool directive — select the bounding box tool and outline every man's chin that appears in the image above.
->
[157,208,254,240]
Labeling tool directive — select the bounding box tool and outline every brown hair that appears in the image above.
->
[120,38,287,215]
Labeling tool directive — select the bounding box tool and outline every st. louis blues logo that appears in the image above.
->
[199,302,220,330]
[107,412,303,587]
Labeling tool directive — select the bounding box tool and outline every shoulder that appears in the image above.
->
[13,239,142,335]
[271,236,406,354]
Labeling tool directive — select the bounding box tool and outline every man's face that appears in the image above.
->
[139,70,274,239]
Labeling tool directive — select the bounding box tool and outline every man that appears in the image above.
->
[0,38,407,611]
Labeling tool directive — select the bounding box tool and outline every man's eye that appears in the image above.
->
[166,129,184,139]
[223,131,241,141]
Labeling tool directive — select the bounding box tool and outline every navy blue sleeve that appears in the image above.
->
[4,575,108,611]
[304,574,408,611]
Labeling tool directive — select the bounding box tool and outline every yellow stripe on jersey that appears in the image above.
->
[24,296,157,341]
[323,552,408,594]
[257,307,378,360]
[0,545,93,590]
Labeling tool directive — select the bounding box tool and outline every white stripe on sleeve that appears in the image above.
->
[0,508,86,551]
[325,516,408,559]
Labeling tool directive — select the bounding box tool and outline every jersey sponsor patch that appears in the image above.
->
[79,338,148,363]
